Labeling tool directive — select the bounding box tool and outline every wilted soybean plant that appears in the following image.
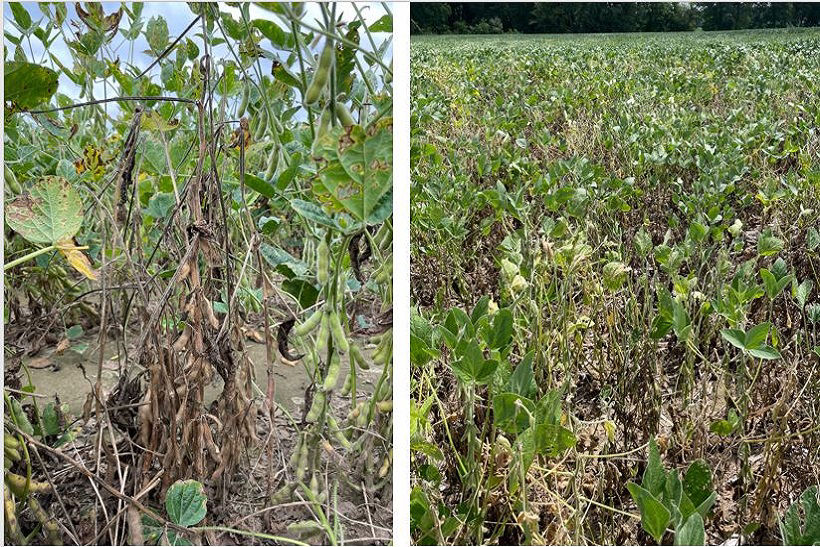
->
[4,2,393,544]
[411,30,819,545]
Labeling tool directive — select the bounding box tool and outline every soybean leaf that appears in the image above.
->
[508,351,536,399]
[720,329,746,351]
[643,438,667,497]
[682,460,713,510]
[245,173,277,198]
[165,479,207,527]
[314,120,393,224]
[490,308,514,350]
[532,423,576,457]
[493,392,534,434]
[4,61,59,111]
[145,16,169,54]
[744,322,770,349]
[627,482,671,543]
[5,176,83,244]
[675,513,705,546]
[290,199,339,230]
[747,345,781,360]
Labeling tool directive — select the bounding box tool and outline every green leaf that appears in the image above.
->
[451,339,497,385]
[165,479,207,527]
[720,329,746,351]
[758,232,784,257]
[532,423,576,457]
[710,409,739,437]
[490,308,513,350]
[628,481,671,543]
[42,403,62,437]
[748,345,781,360]
[796,279,814,309]
[370,14,392,32]
[144,192,175,219]
[252,19,289,48]
[290,199,339,230]
[410,333,438,367]
[675,513,705,546]
[5,176,83,244]
[508,351,535,399]
[145,16,169,54]
[682,460,713,510]
[744,322,770,350]
[410,440,443,461]
[281,278,319,310]
[9,3,33,31]
[493,392,534,434]
[642,438,667,497]
[314,121,393,223]
[245,173,276,198]
[259,243,308,278]
[4,61,59,111]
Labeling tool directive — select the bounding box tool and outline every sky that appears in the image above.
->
[3,2,392,109]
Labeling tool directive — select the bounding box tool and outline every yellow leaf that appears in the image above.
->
[56,238,98,281]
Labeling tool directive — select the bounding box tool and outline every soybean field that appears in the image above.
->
[410,30,820,545]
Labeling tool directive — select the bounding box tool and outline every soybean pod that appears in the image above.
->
[335,101,355,127]
[305,390,325,422]
[323,353,341,391]
[237,83,249,117]
[350,342,369,370]
[316,309,330,355]
[264,144,279,180]
[329,310,349,354]
[316,237,330,284]
[304,40,334,105]
[293,307,323,336]
[254,106,268,141]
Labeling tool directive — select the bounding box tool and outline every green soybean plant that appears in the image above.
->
[627,439,716,545]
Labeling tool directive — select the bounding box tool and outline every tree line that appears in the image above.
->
[411,2,820,34]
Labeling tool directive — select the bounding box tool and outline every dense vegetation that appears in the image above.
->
[4,2,393,545]
[411,2,820,35]
[410,29,820,545]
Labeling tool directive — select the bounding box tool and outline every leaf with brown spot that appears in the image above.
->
[6,176,83,244]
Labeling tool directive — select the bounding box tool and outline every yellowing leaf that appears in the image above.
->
[56,239,98,281]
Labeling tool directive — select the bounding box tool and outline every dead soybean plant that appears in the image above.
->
[4,2,392,543]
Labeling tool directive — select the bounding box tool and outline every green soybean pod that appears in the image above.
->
[304,41,334,105]
[350,342,369,370]
[316,310,330,355]
[328,414,352,449]
[306,390,325,422]
[254,106,268,141]
[270,111,284,135]
[316,237,330,284]
[293,307,323,337]
[374,256,393,284]
[264,144,279,180]
[335,101,355,127]
[288,434,303,467]
[295,439,309,480]
[329,310,349,354]
[237,84,249,117]
[323,353,341,391]
[340,370,353,396]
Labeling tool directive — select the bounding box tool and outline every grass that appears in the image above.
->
[410,29,820,545]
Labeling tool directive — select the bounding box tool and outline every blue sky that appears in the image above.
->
[4,2,391,107]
